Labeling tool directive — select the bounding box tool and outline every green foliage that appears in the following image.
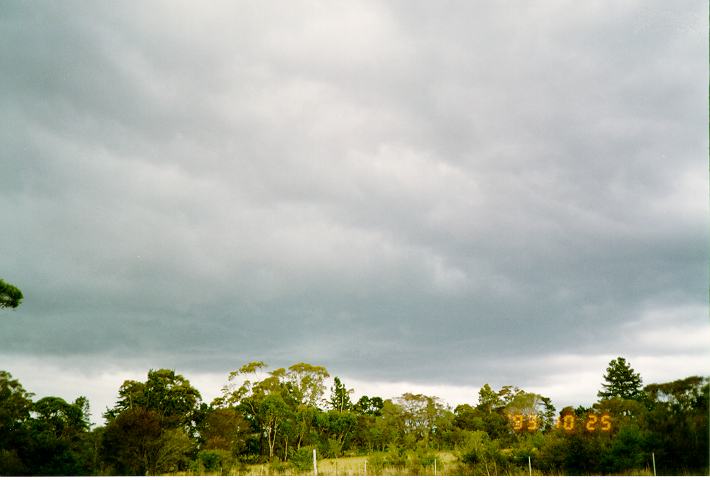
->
[100,407,162,474]
[394,392,447,446]
[218,361,334,461]
[328,377,353,412]
[385,443,407,468]
[289,446,313,471]
[0,361,708,475]
[0,449,25,475]
[0,279,23,309]
[535,430,567,473]
[354,395,383,416]
[598,357,644,401]
[0,375,97,475]
[25,396,95,475]
[285,363,330,407]
[599,424,648,473]
[152,428,194,474]
[459,430,508,475]
[643,376,709,473]
[259,393,292,459]
[477,383,501,413]
[367,451,387,474]
[0,371,33,475]
[106,369,202,432]
[314,409,358,455]
[267,458,288,474]
[453,403,483,431]
[101,369,202,474]
[194,448,233,473]
[197,406,252,455]
[504,389,556,431]
[645,375,707,412]
[0,371,33,434]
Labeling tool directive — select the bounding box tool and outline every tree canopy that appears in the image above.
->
[1,360,707,475]
[597,357,644,401]
[0,279,23,309]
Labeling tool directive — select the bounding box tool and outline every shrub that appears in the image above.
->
[367,452,386,475]
[290,447,314,472]
[195,449,232,473]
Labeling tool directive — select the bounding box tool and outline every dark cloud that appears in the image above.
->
[0,0,707,411]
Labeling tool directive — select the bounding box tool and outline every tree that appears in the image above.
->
[643,376,709,473]
[328,377,353,413]
[315,410,358,456]
[259,394,291,460]
[25,396,94,475]
[218,362,303,460]
[503,389,556,432]
[197,406,252,455]
[473,385,510,440]
[0,371,33,475]
[101,407,163,475]
[477,384,501,413]
[102,370,202,474]
[216,361,268,408]
[0,279,23,309]
[285,362,330,407]
[453,403,484,431]
[354,395,383,416]
[394,393,448,447]
[644,375,707,412]
[597,357,644,401]
[106,369,202,432]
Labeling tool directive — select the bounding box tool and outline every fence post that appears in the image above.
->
[652,452,656,476]
[313,449,318,476]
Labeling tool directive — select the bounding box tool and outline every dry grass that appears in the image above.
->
[230,451,460,476]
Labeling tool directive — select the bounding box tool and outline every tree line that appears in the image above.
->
[0,357,707,475]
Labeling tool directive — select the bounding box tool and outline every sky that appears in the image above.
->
[1,0,708,425]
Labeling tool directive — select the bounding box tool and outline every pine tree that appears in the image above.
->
[597,357,644,401]
[328,377,353,412]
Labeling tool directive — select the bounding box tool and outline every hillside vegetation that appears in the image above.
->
[0,358,707,475]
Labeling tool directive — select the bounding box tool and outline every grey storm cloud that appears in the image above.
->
[0,0,707,391]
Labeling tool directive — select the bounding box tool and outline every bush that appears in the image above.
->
[367,452,386,475]
[289,447,314,472]
[268,459,288,475]
[385,444,406,468]
[418,451,438,468]
[195,449,232,473]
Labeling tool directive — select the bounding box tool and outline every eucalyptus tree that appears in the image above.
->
[218,361,330,459]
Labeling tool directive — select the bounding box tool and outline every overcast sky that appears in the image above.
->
[1,0,708,424]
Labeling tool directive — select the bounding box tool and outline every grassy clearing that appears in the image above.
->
[177,453,658,476]
[224,451,460,476]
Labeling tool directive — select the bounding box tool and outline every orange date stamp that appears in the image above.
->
[508,412,612,433]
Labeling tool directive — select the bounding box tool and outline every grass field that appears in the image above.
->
[233,451,460,476]
[179,451,657,476]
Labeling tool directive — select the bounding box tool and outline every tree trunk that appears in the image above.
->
[267,423,278,459]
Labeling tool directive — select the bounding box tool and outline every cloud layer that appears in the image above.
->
[0,1,707,418]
